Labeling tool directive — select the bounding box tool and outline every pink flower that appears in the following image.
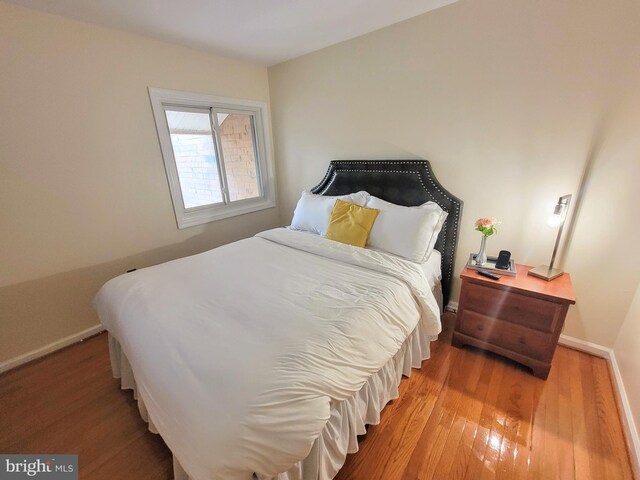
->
[474,217,500,236]
[475,218,498,228]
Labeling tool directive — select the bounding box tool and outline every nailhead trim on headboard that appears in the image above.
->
[311,160,463,306]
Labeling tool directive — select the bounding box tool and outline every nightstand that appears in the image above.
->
[452,264,576,379]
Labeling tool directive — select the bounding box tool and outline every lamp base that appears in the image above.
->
[527,265,564,281]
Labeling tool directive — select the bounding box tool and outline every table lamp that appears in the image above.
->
[528,194,572,281]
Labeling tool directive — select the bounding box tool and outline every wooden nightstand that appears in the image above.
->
[452,264,576,379]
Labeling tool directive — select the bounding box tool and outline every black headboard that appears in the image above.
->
[311,160,463,306]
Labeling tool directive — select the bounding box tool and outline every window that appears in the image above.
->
[149,88,275,228]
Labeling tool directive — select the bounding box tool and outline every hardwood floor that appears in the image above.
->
[0,313,634,479]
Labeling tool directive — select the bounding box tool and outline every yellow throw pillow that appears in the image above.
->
[325,199,380,248]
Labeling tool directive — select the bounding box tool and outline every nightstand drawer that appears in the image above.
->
[458,310,554,361]
[462,282,560,332]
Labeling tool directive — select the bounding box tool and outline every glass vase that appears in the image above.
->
[475,235,488,266]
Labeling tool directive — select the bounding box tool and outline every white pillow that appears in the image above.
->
[365,196,447,263]
[290,190,370,235]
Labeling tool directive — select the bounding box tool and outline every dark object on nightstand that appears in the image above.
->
[452,264,576,379]
[477,270,500,280]
[495,250,511,270]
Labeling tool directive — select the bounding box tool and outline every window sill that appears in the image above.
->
[177,197,276,229]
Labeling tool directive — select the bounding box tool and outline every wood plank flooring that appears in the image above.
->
[0,313,634,479]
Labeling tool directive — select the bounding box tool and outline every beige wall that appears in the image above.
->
[268,0,640,347]
[0,2,280,363]
[562,104,640,345]
[614,281,640,459]
[2,0,639,368]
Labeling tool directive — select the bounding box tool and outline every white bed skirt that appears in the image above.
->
[108,315,434,480]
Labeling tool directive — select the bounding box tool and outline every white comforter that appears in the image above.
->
[95,228,441,480]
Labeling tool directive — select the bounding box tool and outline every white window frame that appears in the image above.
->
[149,87,276,229]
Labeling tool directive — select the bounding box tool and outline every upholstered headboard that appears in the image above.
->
[311,160,463,306]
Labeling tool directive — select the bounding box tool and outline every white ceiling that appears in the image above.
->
[7,0,458,65]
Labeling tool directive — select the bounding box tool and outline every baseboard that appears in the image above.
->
[0,324,104,374]
[558,333,610,358]
[445,301,458,313]
[559,335,640,476]
[608,348,640,477]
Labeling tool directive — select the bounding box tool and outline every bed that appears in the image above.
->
[95,160,463,480]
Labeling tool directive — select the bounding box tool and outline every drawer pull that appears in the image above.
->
[519,337,527,344]
[477,324,484,331]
